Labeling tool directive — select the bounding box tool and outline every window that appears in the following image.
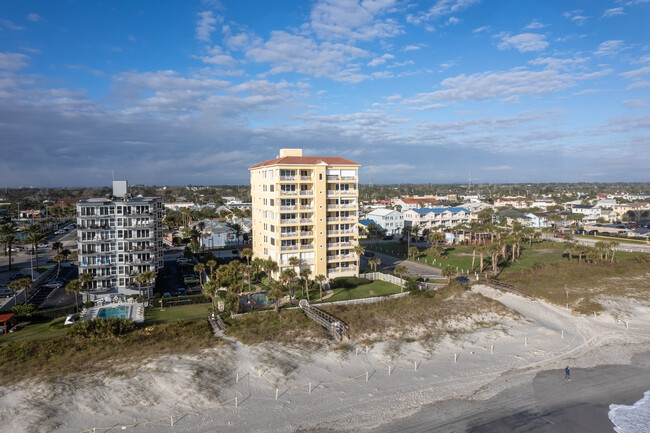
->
[319,173,323,180]
[270,185,274,192]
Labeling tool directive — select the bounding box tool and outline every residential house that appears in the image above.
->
[403,207,472,232]
[366,208,404,236]
[394,197,439,211]
[493,197,531,209]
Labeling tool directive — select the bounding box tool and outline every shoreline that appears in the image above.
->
[370,351,650,433]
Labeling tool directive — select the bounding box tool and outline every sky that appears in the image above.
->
[0,0,649,187]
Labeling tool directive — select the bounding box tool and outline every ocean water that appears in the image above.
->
[609,389,650,433]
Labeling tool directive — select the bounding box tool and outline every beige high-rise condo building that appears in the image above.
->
[249,149,361,279]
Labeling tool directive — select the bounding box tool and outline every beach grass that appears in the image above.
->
[0,319,221,385]
[319,280,402,303]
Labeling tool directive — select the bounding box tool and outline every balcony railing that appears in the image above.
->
[299,190,313,195]
[280,219,299,225]
[280,176,296,181]
[327,255,340,261]
[299,206,313,211]
[300,231,313,237]
[300,218,313,223]
[280,205,297,211]
[327,230,340,235]
[279,190,298,196]
[327,266,358,275]
[281,245,299,251]
[300,244,314,250]
[300,176,312,181]
[327,242,340,248]
[280,232,298,238]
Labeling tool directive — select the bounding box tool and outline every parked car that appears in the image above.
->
[38,243,49,248]
[55,229,67,235]
[183,274,200,285]
[162,292,172,298]
[177,288,187,297]
[554,234,565,238]
[363,251,375,257]
[42,280,65,289]
[0,288,13,298]
[382,235,393,240]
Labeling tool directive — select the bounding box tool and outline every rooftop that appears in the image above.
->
[249,155,360,169]
[411,207,470,215]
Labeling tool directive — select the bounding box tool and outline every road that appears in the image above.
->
[362,251,442,279]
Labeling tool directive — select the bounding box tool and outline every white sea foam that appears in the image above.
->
[609,390,650,433]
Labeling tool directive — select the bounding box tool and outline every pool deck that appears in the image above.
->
[81,300,145,324]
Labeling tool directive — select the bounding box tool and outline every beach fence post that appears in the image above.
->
[236,373,239,383]
[309,383,312,394]
[366,346,368,354]
[525,337,528,346]
[258,369,261,378]
[275,389,279,400]
[561,330,564,339]
[490,345,494,354]
[235,397,238,408]
[626,321,629,331]
[366,371,369,382]
[171,416,174,427]
[454,353,458,363]
[414,361,417,371]
[388,366,392,376]
[356,347,358,356]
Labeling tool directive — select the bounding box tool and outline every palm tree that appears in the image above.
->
[300,267,312,301]
[315,274,326,301]
[477,244,486,273]
[8,277,32,305]
[25,226,46,271]
[241,248,253,290]
[563,243,574,262]
[394,265,408,292]
[441,265,455,284]
[609,241,620,263]
[488,242,501,273]
[53,254,65,278]
[266,280,284,313]
[408,246,419,260]
[65,279,82,313]
[279,268,297,302]
[79,272,94,303]
[353,244,365,273]
[206,259,217,278]
[368,257,381,272]
[194,263,206,286]
[594,241,607,260]
[251,257,264,282]
[231,223,243,245]
[51,241,63,254]
[262,259,278,281]
[139,270,156,301]
[0,223,17,271]
[202,280,219,316]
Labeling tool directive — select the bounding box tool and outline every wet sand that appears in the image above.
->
[371,351,650,433]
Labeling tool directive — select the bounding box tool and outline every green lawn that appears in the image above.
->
[576,234,649,245]
[0,317,70,343]
[321,280,402,303]
[145,303,212,324]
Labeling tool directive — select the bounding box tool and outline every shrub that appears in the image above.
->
[405,277,420,292]
[83,301,95,308]
[11,304,37,316]
[330,276,372,289]
[70,318,136,339]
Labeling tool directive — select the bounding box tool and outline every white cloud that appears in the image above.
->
[497,33,549,53]
[368,53,394,66]
[196,11,219,42]
[26,13,42,22]
[0,52,30,71]
[408,0,480,25]
[199,45,237,67]
[562,10,589,25]
[483,165,513,171]
[627,81,650,90]
[245,31,368,82]
[594,40,625,56]
[447,16,460,25]
[385,94,401,100]
[404,44,424,51]
[602,7,625,18]
[472,25,489,33]
[619,66,650,79]
[0,19,24,31]
[405,68,608,104]
[529,54,588,70]
[310,0,402,42]
[523,19,546,29]
[622,99,646,108]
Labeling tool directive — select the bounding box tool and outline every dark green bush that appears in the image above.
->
[70,318,136,339]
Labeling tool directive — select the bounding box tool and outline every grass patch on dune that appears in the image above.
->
[224,309,328,346]
[0,319,221,385]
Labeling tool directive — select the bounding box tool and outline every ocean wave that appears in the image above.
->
[609,389,650,433]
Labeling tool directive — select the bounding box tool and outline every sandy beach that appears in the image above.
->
[2,284,650,433]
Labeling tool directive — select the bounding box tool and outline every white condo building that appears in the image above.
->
[76,181,163,297]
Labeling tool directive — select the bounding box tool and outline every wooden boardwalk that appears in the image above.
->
[299,299,350,340]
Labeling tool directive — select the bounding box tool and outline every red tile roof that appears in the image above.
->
[399,197,439,204]
[249,156,360,169]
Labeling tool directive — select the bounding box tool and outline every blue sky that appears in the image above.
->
[1,0,649,187]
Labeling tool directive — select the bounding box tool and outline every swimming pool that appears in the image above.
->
[250,292,271,306]
[96,305,131,319]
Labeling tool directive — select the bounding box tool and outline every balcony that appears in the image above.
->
[279,176,297,181]
[327,255,340,261]
[279,190,298,196]
[280,219,299,225]
[281,245,299,251]
[299,190,313,196]
[340,190,357,196]
[300,218,313,223]
[327,230,340,235]
[327,242,340,249]
[300,176,312,181]
[300,231,313,237]
[327,266,358,275]
[280,232,298,238]
[300,244,314,250]
[340,241,354,247]
[299,205,313,211]
[341,253,355,260]
[280,205,297,211]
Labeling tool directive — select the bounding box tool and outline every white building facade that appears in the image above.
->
[366,208,404,235]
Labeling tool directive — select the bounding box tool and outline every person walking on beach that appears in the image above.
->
[565,366,571,381]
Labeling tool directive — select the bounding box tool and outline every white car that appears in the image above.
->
[38,243,49,248]
[55,229,66,235]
